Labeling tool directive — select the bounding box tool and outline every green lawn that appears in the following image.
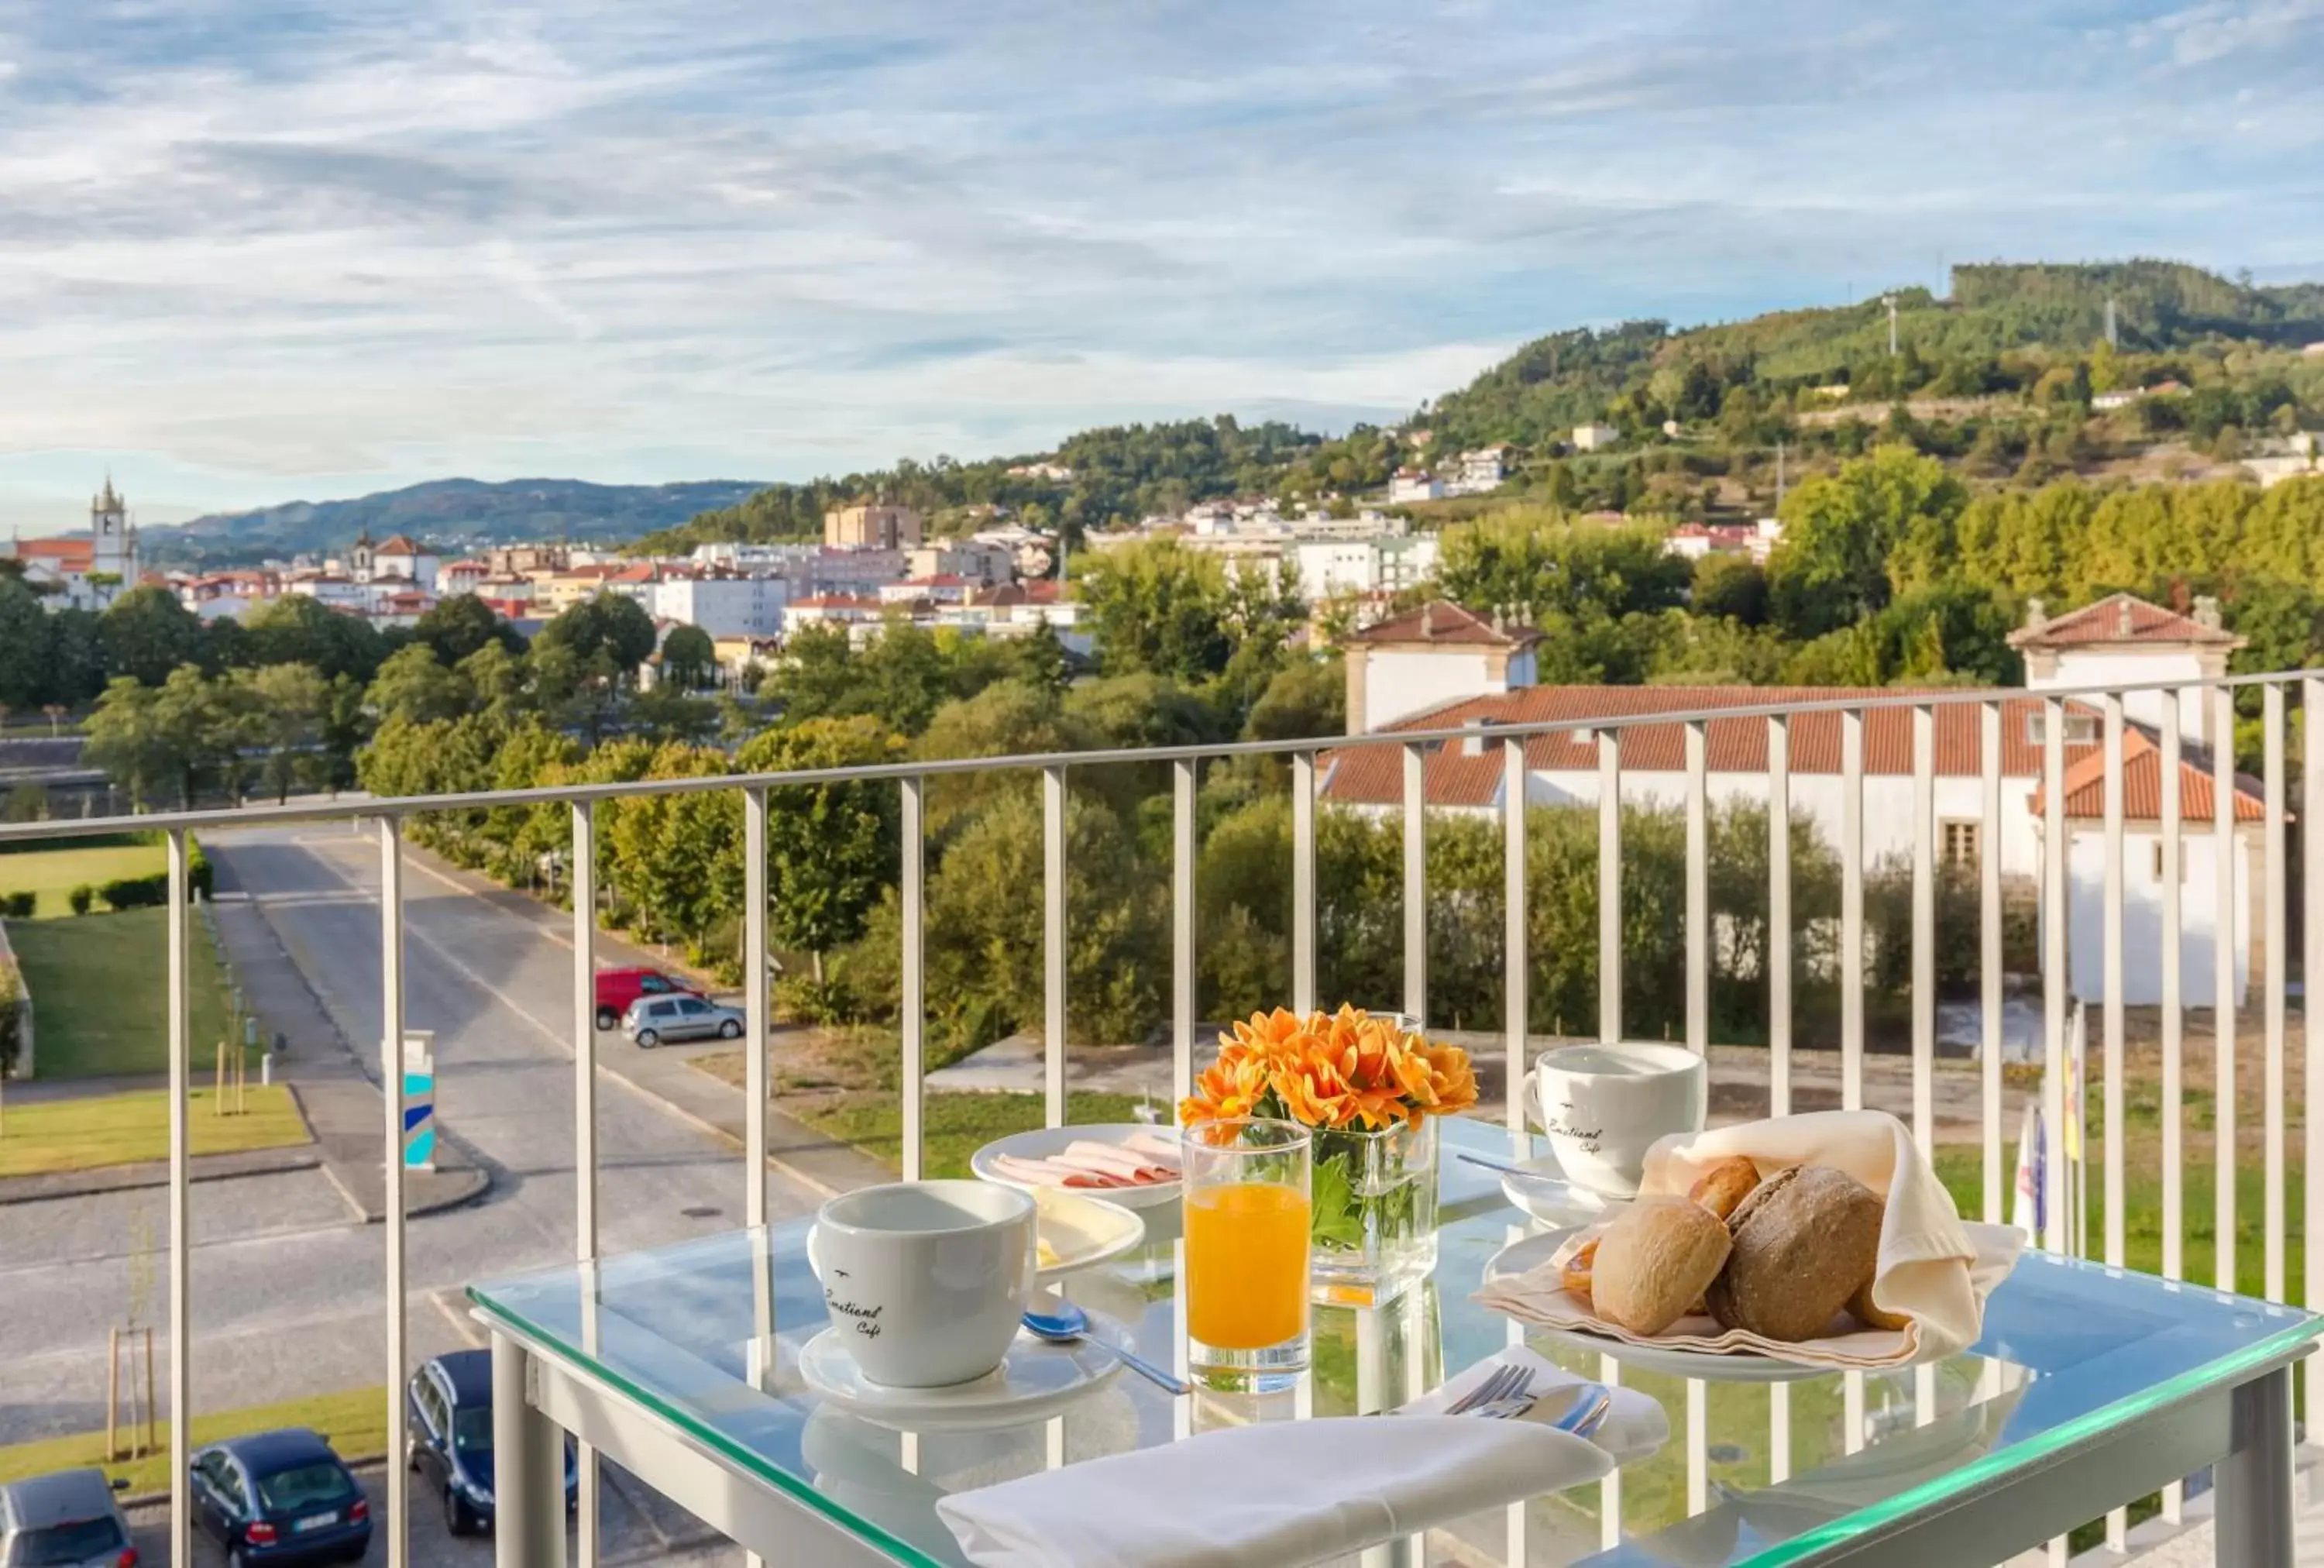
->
[0,1384,387,1497]
[11,907,239,1078]
[0,842,164,917]
[0,1085,308,1177]
[793,1090,1157,1178]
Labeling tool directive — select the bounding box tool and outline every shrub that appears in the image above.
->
[99,874,169,910]
[0,891,32,919]
[188,841,215,899]
[0,958,21,1077]
[67,885,93,916]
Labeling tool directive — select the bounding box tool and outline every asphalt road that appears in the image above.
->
[3,824,821,1563]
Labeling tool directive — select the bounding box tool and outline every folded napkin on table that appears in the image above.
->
[1477,1110,2023,1370]
[933,1346,1666,1568]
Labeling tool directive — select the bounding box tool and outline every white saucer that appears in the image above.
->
[1490,1157,1619,1227]
[1483,1229,1828,1384]
[799,1316,1131,1431]
[1031,1188,1147,1283]
[972,1124,1182,1210]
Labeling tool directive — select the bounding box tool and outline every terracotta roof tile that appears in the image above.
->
[2007,592,2243,649]
[1348,600,1542,649]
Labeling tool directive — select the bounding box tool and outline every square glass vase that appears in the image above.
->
[1307,1116,1439,1308]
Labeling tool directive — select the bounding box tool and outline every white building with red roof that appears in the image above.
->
[2008,593,2244,736]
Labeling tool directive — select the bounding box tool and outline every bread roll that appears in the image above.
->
[1848,1277,1910,1332]
[1687,1156,1761,1219]
[1591,1195,1731,1336]
[1706,1165,1882,1343]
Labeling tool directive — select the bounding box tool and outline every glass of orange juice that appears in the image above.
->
[1183,1116,1311,1389]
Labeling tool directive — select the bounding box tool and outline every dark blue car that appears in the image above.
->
[406,1350,576,1535]
[188,1429,369,1566]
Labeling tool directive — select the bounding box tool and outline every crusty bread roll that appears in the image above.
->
[1591,1195,1731,1336]
[1706,1165,1882,1343]
[1687,1156,1761,1219]
[1848,1277,1910,1332]
[1559,1236,1598,1301]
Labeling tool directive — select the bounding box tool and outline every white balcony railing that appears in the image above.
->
[1,669,2317,1566]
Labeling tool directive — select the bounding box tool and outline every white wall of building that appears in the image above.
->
[653,576,788,638]
[2030,648,2209,734]
[1363,649,1501,731]
[2061,827,2247,1007]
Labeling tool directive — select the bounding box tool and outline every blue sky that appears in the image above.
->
[3,0,2322,532]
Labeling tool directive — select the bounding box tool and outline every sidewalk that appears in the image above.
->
[205,885,489,1221]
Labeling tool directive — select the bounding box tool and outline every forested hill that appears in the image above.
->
[1416,260,2324,452]
[145,478,767,566]
[632,260,2324,552]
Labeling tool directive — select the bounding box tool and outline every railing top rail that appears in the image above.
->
[4,665,2313,843]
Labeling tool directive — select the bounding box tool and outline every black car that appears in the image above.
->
[188,1429,370,1566]
[0,1467,136,1567]
[406,1350,577,1535]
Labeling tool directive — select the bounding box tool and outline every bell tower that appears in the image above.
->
[91,475,135,596]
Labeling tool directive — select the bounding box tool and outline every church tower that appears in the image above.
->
[350,527,376,583]
[91,475,136,596]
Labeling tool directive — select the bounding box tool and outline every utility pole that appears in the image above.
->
[1883,294,1899,356]
[1776,442,1787,507]
[2105,296,2119,348]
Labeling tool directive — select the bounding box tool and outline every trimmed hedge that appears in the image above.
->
[67,885,93,916]
[0,892,32,919]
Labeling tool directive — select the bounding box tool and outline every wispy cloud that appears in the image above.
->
[2,0,2322,525]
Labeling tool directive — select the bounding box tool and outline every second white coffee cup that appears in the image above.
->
[1532,1042,1707,1198]
[807,1180,1037,1387]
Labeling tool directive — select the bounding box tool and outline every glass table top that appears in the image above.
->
[469,1119,2324,1566]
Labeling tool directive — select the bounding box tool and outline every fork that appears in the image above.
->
[1442,1363,1531,1415]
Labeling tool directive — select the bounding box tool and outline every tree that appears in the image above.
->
[1074,541,1236,681]
[1766,445,1967,639]
[412,594,521,667]
[241,594,387,682]
[1436,508,1691,622]
[735,718,906,983]
[1690,555,1769,624]
[0,578,48,710]
[661,625,716,691]
[318,675,370,794]
[1241,658,1345,743]
[242,663,328,803]
[82,677,175,808]
[366,644,470,725]
[538,593,657,676]
[98,586,208,686]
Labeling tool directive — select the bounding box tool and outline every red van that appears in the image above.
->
[593,967,702,1030]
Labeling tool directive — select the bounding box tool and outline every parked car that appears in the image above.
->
[407,1350,576,1536]
[622,993,745,1047]
[592,966,701,1030]
[188,1429,369,1566]
[0,1467,136,1567]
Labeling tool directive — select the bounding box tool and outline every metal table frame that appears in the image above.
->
[483,1315,2305,1568]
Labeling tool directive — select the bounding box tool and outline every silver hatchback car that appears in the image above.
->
[622,993,745,1047]
[0,1468,135,1568]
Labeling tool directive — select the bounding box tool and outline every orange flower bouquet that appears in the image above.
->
[1181,1006,1477,1304]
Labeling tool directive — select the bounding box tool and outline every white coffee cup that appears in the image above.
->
[806,1180,1037,1388]
[1532,1042,1708,1198]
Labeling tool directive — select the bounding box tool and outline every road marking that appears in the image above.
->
[430,1289,486,1347]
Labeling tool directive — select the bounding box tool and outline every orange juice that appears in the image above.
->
[1184,1181,1311,1349]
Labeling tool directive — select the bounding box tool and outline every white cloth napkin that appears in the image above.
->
[1477,1110,2024,1369]
[934,1347,1666,1568]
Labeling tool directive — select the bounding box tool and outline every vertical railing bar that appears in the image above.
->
[2214,686,2236,1295]
[1043,766,1067,1129]
[1599,732,1621,1045]
[1293,751,1317,1016]
[2263,683,2286,1304]
[1841,710,1865,1111]
[1911,704,1935,1154]
[378,814,408,1568]
[1980,702,2003,1225]
[1684,720,1708,1054]
[2102,696,2126,1269]
[1403,743,1427,1025]
[2161,691,2185,1526]
[1173,759,1197,1102]
[2304,676,2323,1439]
[2101,694,2126,1554]
[743,786,769,1224]
[2042,697,2068,1257]
[1504,736,1528,1132]
[569,800,600,1568]
[165,829,192,1568]
[899,777,925,1183]
[1767,714,1791,1486]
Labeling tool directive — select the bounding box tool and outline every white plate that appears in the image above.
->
[1483,1229,1829,1384]
[799,1315,1129,1432]
[971,1124,1182,1210]
[1031,1188,1147,1282]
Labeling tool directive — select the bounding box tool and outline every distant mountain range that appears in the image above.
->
[141,477,768,567]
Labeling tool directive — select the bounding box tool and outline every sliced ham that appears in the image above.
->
[1123,1130,1184,1165]
[992,1153,1129,1189]
[1059,1140,1178,1185]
